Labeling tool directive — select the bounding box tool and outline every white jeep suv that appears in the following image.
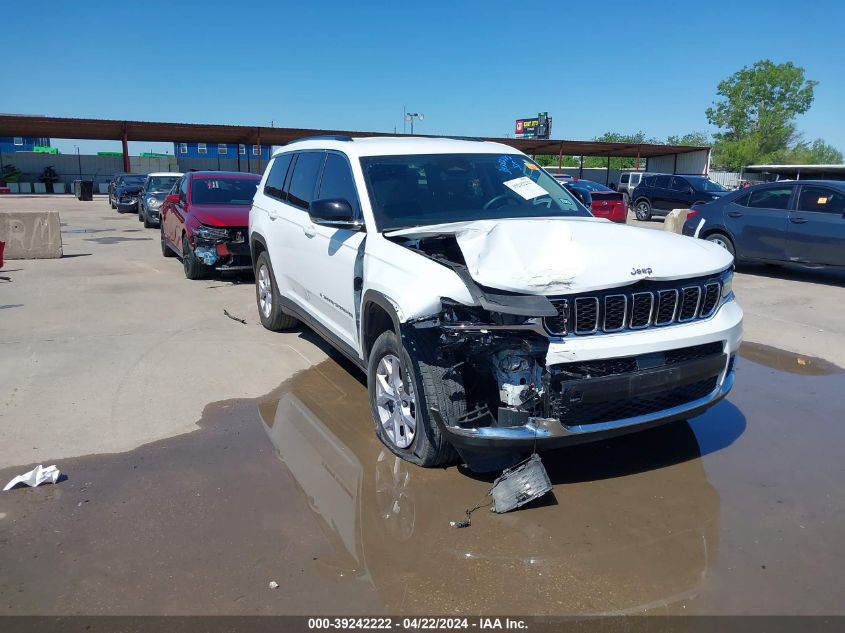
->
[249,137,742,472]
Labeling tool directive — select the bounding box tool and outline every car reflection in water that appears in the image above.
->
[257,356,721,615]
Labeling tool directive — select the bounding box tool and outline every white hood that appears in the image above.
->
[385,217,733,295]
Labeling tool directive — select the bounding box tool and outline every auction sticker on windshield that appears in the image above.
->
[503,176,548,200]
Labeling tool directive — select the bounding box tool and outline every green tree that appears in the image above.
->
[778,138,844,164]
[706,60,817,169]
[666,132,710,147]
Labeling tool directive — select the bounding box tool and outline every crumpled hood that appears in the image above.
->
[386,217,733,295]
[189,204,250,227]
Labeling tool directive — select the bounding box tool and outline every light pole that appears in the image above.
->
[405,112,424,134]
[74,145,82,179]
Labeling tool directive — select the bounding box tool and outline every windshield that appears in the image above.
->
[122,176,146,186]
[687,176,726,193]
[147,176,179,192]
[360,153,590,231]
[190,177,259,205]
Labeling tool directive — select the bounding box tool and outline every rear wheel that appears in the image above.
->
[137,201,143,221]
[705,232,736,258]
[182,234,212,280]
[367,329,460,467]
[634,199,652,221]
[255,251,299,331]
[161,225,175,257]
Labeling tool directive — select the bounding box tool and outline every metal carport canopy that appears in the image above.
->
[0,114,708,158]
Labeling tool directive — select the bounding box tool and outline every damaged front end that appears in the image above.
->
[390,233,736,472]
[192,225,252,271]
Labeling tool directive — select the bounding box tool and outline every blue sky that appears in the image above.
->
[3,0,844,155]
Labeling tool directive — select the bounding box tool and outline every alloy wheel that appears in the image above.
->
[257,264,273,319]
[374,354,416,449]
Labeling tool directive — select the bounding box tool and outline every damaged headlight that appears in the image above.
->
[146,196,162,208]
[721,268,734,302]
[194,225,230,241]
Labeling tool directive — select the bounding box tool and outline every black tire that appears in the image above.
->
[634,198,652,221]
[254,251,299,331]
[137,201,143,221]
[705,232,736,258]
[161,225,175,257]
[367,329,461,468]
[110,197,116,209]
[182,234,212,280]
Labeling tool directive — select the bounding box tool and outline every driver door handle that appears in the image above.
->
[790,217,808,224]
[727,211,743,218]
[303,224,316,238]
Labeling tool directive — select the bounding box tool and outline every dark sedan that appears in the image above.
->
[111,174,147,213]
[682,180,845,266]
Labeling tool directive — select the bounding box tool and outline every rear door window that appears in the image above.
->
[264,153,293,201]
[796,186,845,214]
[286,152,325,210]
[654,175,671,188]
[670,177,689,192]
[620,174,629,184]
[748,187,793,210]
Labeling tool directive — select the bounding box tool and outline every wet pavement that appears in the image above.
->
[1,344,844,615]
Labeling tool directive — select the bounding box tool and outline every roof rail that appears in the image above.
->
[441,135,483,142]
[285,135,354,145]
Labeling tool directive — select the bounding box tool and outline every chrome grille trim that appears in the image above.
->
[699,282,721,318]
[655,289,679,326]
[574,297,599,334]
[603,294,627,332]
[629,292,654,329]
[679,286,702,322]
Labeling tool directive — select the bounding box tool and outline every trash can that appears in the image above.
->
[80,180,93,201]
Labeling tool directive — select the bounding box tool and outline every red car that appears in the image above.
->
[563,179,628,223]
[160,171,261,279]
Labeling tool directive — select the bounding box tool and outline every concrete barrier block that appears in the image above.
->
[98,183,109,194]
[33,183,47,193]
[53,182,67,194]
[8,183,20,193]
[18,182,32,193]
[663,208,688,234]
[0,211,63,259]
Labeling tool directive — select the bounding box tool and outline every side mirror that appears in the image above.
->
[309,198,362,230]
[165,194,179,204]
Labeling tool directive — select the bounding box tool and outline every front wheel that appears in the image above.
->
[161,225,175,257]
[367,330,460,467]
[182,234,212,280]
[634,199,652,221]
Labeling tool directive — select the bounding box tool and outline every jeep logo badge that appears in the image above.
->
[631,267,653,276]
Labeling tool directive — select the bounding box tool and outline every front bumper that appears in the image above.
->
[116,197,138,211]
[192,233,252,270]
[439,301,742,450]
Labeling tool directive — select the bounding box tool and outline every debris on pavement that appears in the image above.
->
[3,464,61,491]
[450,454,552,527]
[490,454,552,513]
[223,309,247,324]
[268,581,279,589]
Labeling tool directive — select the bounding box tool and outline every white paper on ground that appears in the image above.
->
[3,464,61,491]
[502,176,548,200]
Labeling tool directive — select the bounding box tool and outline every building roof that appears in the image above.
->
[746,164,845,172]
[0,114,709,159]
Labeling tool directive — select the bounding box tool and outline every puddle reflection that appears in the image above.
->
[258,358,721,615]
[739,341,842,376]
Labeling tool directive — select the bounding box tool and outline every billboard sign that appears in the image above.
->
[515,112,551,139]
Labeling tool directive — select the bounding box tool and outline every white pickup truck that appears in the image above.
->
[249,137,742,472]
